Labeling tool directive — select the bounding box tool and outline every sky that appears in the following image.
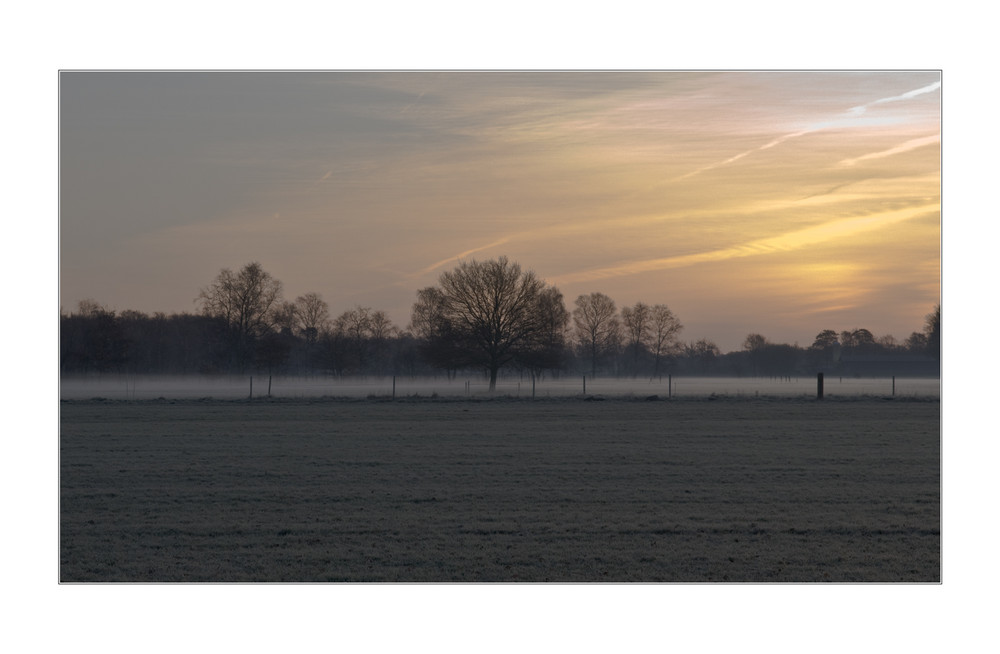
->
[59,71,940,353]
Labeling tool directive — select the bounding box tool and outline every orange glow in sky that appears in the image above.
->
[60,71,940,351]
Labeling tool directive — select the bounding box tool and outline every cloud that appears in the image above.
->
[838,134,940,167]
[549,202,939,285]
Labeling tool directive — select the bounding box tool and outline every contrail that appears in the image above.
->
[673,129,815,182]
[838,134,940,167]
[413,236,513,278]
[674,81,940,182]
[847,81,941,116]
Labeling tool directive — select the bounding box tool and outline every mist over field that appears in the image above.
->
[60,373,940,401]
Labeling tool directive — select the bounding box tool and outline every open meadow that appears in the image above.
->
[60,396,940,582]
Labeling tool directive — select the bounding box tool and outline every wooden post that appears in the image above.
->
[583,375,586,394]
[268,375,272,397]
[668,374,672,399]
[892,376,895,396]
[392,376,396,399]
[817,372,824,400]
[249,376,253,399]
[532,377,536,400]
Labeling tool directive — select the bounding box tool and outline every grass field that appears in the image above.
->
[60,396,940,582]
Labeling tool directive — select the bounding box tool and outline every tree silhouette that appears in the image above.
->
[811,330,839,350]
[294,292,331,342]
[519,286,570,379]
[197,262,283,372]
[621,302,651,374]
[648,304,683,378]
[573,292,622,378]
[410,257,555,391]
[685,338,719,373]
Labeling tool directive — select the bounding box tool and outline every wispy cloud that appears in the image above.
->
[838,134,940,167]
[549,202,939,285]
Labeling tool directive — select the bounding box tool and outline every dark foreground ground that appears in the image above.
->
[60,396,940,582]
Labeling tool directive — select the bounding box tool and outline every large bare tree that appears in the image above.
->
[197,261,283,371]
[573,292,622,377]
[411,256,555,390]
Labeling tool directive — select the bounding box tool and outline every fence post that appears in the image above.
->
[249,376,253,400]
[583,375,586,394]
[532,377,536,400]
[393,375,396,399]
[668,374,672,399]
[817,372,824,400]
[892,376,895,396]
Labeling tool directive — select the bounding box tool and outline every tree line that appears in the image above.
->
[60,259,940,382]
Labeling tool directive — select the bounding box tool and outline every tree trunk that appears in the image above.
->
[489,365,498,391]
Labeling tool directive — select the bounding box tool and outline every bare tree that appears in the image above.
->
[367,310,398,343]
[648,304,683,377]
[294,292,331,343]
[411,256,551,391]
[621,301,651,373]
[573,292,621,377]
[197,262,283,371]
[521,286,570,379]
[409,286,469,378]
[334,306,375,372]
[272,301,299,335]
